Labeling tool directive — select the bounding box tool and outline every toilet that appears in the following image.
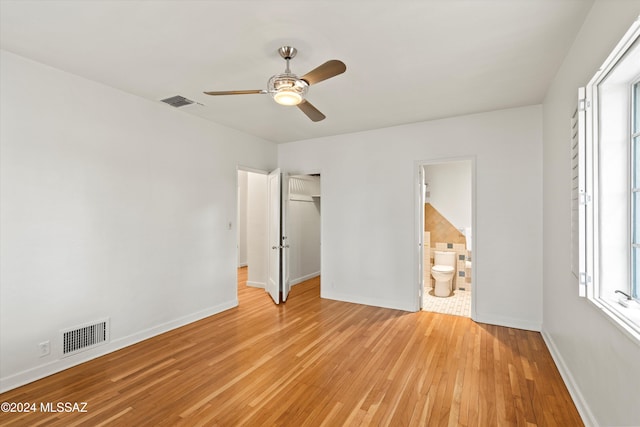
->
[431,251,456,297]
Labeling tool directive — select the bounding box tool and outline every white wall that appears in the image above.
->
[246,172,268,288]
[288,176,321,285]
[237,170,248,267]
[424,161,472,231]
[541,2,640,426]
[0,50,277,392]
[278,105,542,329]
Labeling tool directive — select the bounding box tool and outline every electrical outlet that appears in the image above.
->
[39,340,50,357]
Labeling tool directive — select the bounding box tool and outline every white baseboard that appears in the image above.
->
[540,329,597,427]
[290,271,320,286]
[0,299,238,393]
[473,313,541,332]
[246,281,265,288]
[321,289,415,312]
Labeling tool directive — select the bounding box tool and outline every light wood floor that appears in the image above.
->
[0,268,582,426]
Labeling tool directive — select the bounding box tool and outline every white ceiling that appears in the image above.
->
[0,0,593,143]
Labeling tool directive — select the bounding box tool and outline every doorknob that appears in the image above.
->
[272,246,279,250]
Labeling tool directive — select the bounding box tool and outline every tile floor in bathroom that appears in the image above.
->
[423,287,471,317]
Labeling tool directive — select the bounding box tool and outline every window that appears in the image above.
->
[577,16,640,341]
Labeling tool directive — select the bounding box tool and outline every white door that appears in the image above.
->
[418,165,425,310]
[267,169,281,304]
[281,173,291,302]
[266,169,291,304]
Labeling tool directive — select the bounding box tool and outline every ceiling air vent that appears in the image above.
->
[160,95,195,108]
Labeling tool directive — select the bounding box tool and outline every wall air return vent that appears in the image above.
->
[61,318,109,357]
[160,95,195,108]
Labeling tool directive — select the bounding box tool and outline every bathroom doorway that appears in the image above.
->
[418,158,475,318]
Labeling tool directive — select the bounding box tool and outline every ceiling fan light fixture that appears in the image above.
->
[268,73,308,106]
[273,89,303,106]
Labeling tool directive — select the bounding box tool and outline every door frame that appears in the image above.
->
[414,156,476,320]
[285,168,323,296]
[236,165,270,297]
[267,168,283,304]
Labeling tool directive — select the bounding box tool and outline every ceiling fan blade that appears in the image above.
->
[297,99,326,122]
[300,60,346,85]
[203,90,266,96]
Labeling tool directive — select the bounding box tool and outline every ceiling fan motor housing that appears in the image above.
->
[268,72,308,105]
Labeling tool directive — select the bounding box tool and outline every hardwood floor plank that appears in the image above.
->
[0,270,583,426]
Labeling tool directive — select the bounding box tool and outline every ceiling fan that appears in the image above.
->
[203,46,346,122]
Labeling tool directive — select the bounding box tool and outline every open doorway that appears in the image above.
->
[287,174,321,287]
[237,169,269,291]
[418,159,474,318]
[237,169,321,303]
